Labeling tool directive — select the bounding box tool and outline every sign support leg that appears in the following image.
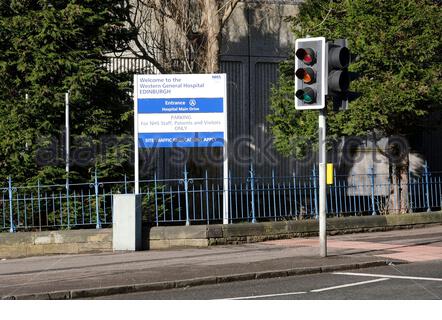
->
[134,75,140,195]
[223,152,229,225]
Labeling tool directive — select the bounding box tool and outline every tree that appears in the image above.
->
[123,0,240,73]
[0,0,135,184]
[268,0,442,213]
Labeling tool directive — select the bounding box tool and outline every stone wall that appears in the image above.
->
[1,212,441,258]
[148,212,442,249]
[0,229,112,259]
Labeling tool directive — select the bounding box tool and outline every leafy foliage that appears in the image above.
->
[0,1,135,184]
[268,0,442,158]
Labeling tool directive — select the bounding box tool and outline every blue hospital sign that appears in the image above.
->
[134,74,227,148]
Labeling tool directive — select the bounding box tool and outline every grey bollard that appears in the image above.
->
[113,194,142,251]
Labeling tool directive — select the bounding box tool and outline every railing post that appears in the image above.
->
[124,174,128,194]
[369,167,376,215]
[249,164,256,224]
[272,169,277,221]
[154,172,159,226]
[333,168,339,216]
[424,161,431,212]
[440,192,442,212]
[8,177,15,233]
[37,179,41,231]
[66,177,70,228]
[312,165,318,219]
[408,169,414,213]
[228,170,232,223]
[94,168,101,229]
[292,172,298,218]
[205,170,209,224]
[183,164,190,226]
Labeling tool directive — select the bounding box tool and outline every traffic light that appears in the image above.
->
[294,37,326,110]
[327,39,351,110]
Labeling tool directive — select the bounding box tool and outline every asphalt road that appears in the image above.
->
[96,260,442,300]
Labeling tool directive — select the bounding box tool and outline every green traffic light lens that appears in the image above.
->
[303,94,313,103]
[295,88,316,104]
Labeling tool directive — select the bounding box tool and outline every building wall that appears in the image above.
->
[127,1,307,180]
[109,1,439,181]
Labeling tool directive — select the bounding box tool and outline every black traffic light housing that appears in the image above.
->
[327,39,351,110]
[294,37,326,110]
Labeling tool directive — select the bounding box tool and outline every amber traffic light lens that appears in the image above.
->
[295,67,316,84]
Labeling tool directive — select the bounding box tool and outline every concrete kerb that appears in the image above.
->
[1,259,392,300]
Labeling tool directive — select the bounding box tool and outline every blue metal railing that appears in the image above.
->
[1,163,441,232]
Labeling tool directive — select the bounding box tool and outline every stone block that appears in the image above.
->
[148,227,166,240]
[262,221,288,235]
[56,230,93,243]
[222,223,265,237]
[168,239,188,248]
[386,212,442,226]
[184,239,209,247]
[34,235,54,245]
[149,240,170,250]
[0,245,27,259]
[208,238,226,246]
[207,225,223,238]
[171,225,208,239]
[287,220,318,233]
[52,232,65,244]
[0,232,33,245]
[328,216,384,230]
[26,245,45,257]
[43,243,79,255]
[77,242,112,253]
[87,232,112,243]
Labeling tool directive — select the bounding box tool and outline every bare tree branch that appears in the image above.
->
[221,0,240,27]
[122,0,240,73]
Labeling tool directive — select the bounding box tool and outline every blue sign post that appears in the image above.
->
[134,74,228,224]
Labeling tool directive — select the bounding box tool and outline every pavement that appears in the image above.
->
[0,225,441,300]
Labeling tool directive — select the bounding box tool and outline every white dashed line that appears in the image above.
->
[334,272,442,282]
[310,278,390,292]
[222,291,307,300]
[222,277,391,299]
[220,270,442,300]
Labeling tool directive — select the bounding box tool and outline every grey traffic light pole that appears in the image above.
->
[65,91,70,179]
[65,92,71,229]
[294,36,328,257]
[319,108,327,257]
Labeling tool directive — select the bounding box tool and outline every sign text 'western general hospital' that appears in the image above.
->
[134,74,227,148]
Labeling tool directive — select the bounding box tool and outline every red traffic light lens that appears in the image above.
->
[295,68,316,84]
[295,48,316,65]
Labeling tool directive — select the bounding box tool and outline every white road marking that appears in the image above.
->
[222,291,307,300]
[222,278,390,299]
[219,270,442,300]
[310,278,390,293]
[334,272,442,282]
